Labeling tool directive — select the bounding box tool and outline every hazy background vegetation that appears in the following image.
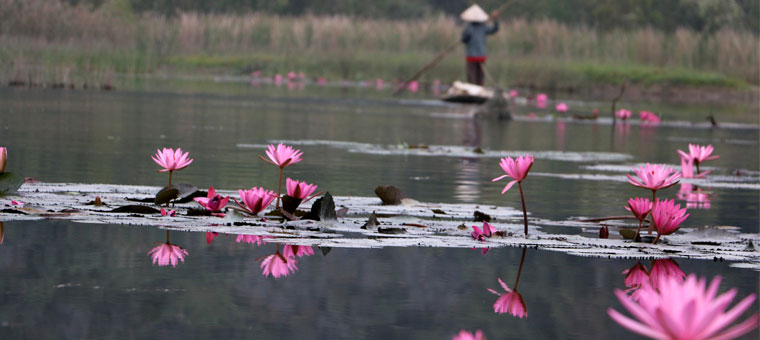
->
[1,0,758,92]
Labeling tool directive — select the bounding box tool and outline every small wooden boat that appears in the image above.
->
[441,81,509,104]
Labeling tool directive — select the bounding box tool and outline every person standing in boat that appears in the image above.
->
[461,4,499,86]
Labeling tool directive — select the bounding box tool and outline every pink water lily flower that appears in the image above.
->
[555,102,568,113]
[286,178,318,200]
[160,208,176,217]
[452,330,485,340]
[488,277,527,318]
[536,93,547,108]
[688,144,720,163]
[509,89,518,98]
[650,199,689,244]
[283,244,315,257]
[194,186,229,213]
[492,155,534,194]
[260,144,303,168]
[147,243,188,267]
[151,147,193,172]
[616,109,632,120]
[608,274,758,340]
[235,187,276,216]
[639,110,660,124]
[626,197,653,222]
[471,221,496,241]
[627,163,680,193]
[260,252,298,278]
[0,147,6,173]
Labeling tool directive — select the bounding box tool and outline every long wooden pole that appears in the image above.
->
[392,0,518,96]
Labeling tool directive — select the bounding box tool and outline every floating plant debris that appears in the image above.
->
[1,182,758,270]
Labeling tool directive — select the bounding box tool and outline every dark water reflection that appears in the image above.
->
[0,86,758,338]
[1,221,757,339]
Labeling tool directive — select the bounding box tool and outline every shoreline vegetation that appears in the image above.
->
[1,1,758,102]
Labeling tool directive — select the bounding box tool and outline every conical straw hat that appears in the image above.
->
[460,4,489,22]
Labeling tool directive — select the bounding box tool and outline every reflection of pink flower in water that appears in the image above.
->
[205,232,219,244]
[283,244,315,257]
[147,243,189,267]
[260,252,298,278]
[509,89,518,98]
[608,274,758,340]
[235,234,270,246]
[677,183,711,209]
[648,259,685,290]
[452,329,485,340]
[488,277,527,318]
[622,261,650,301]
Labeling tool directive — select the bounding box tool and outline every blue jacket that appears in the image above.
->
[461,21,499,57]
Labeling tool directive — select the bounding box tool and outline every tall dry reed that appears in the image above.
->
[0,0,757,83]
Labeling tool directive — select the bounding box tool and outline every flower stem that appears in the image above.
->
[514,248,527,290]
[518,182,529,235]
[165,230,170,243]
[634,220,643,241]
[695,161,701,175]
[166,171,174,207]
[648,190,657,235]
[276,167,283,209]
[652,234,661,245]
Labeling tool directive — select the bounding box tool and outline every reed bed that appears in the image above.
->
[0,0,757,87]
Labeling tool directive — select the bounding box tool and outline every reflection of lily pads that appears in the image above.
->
[154,183,198,205]
[0,173,24,196]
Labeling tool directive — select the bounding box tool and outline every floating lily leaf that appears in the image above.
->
[319,246,332,256]
[154,183,199,205]
[474,211,491,222]
[0,173,24,196]
[154,187,179,206]
[305,192,337,221]
[361,211,379,230]
[431,209,446,215]
[0,208,26,215]
[110,205,160,214]
[281,195,302,215]
[374,185,407,205]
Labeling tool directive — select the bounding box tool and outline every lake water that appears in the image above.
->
[0,81,758,339]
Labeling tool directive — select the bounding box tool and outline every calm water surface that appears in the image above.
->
[0,83,758,339]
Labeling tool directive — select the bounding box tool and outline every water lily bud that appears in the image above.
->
[599,226,609,239]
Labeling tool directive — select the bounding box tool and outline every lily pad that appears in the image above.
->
[374,185,407,205]
[281,195,302,215]
[361,211,380,230]
[154,183,198,205]
[0,173,24,196]
[304,192,337,221]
